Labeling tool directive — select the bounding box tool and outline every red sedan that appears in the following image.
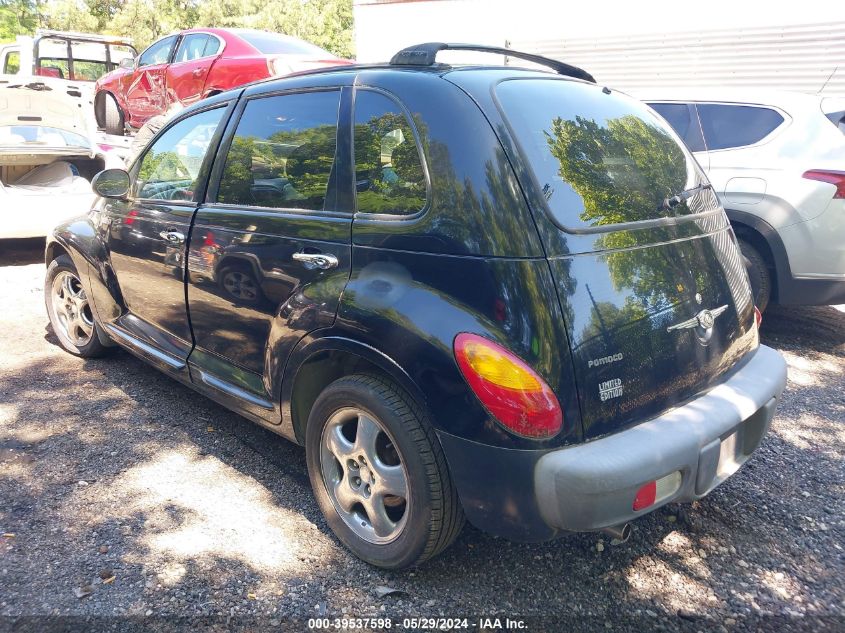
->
[94,28,351,134]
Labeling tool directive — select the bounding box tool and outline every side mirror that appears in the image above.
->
[118,57,135,70]
[92,169,131,199]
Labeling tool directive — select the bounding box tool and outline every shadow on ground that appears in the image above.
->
[0,246,842,628]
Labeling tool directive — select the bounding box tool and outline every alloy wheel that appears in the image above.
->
[319,408,410,544]
[51,271,95,346]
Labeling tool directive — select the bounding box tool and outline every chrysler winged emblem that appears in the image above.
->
[667,305,729,333]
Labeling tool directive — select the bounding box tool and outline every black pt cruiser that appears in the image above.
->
[45,43,788,569]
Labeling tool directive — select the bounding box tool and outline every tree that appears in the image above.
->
[41,0,98,32]
[0,0,42,42]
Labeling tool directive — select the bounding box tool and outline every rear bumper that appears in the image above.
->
[534,344,787,532]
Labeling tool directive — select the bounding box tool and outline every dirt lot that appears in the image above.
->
[1,238,843,632]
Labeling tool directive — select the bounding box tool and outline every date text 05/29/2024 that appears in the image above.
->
[307,617,528,630]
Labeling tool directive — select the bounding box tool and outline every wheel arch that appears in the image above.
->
[283,336,430,446]
[725,208,791,303]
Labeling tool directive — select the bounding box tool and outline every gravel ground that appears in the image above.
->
[0,238,843,632]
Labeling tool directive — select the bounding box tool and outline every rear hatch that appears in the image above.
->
[493,78,758,439]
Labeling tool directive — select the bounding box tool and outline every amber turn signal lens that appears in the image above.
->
[454,333,562,439]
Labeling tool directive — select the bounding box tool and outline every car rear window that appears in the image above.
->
[496,79,699,231]
[696,104,784,150]
[235,31,331,57]
[648,102,706,152]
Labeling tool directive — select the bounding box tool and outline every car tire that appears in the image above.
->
[103,93,124,136]
[739,240,771,312]
[45,255,110,357]
[305,374,464,569]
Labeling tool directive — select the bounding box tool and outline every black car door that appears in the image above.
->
[101,104,230,372]
[185,87,353,423]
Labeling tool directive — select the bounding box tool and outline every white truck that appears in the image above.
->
[0,31,135,238]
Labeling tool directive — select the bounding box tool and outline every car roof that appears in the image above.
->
[635,87,824,109]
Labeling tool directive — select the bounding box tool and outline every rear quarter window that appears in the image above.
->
[648,102,705,152]
[696,104,785,150]
[496,79,702,232]
[353,90,427,216]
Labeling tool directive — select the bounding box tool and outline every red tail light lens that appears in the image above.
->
[633,481,657,511]
[633,472,682,511]
[453,333,562,439]
[124,209,139,225]
[803,169,845,198]
[754,306,763,328]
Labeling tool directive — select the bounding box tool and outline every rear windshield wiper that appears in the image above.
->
[661,183,712,211]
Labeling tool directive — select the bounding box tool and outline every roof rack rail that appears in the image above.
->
[389,42,595,83]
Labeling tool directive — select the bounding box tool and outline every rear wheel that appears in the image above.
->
[103,93,124,136]
[739,239,771,312]
[45,255,109,357]
[305,374,464,569]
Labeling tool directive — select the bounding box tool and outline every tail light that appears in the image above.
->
[754,306,763,328]
[453,333,562,439]
[124,209,139,225]
[802,170,845,198]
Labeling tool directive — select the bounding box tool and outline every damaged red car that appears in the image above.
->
[93,28,351,135]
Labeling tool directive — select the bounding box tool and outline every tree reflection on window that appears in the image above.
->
[354,91,426,215]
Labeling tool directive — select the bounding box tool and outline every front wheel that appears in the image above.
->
[305,374,464,569]
[45,255,109,357]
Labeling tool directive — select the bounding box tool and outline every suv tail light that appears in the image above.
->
[453,333,562,439]
[802,170,845,198]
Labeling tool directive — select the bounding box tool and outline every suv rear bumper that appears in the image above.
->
[534,344,787,532]
[437,345,787,541]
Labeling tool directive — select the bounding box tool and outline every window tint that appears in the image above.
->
[174,34,209,63]
[138,35,176,67]
[649,102,705,152]
[354,91,426,215]
[496,79,698,230]
[135,107,223,200]
[696,104,784,150]
[4,51,20,74]
[217,91,340,211]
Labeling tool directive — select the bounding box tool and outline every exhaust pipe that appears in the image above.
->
[600,523,632,543]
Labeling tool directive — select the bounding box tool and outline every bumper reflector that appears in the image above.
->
[633,471,682,511]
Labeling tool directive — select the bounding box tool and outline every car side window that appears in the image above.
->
[138,35,177,67]
[174,34,209,63]
[353,90,426,215]
[649,103,705,153]
[216,90,340,211]
[135,107,224,201]
[696,104,785,151]
[203,36,220,57]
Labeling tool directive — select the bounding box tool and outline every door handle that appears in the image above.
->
[292,252,338,270]
[159,230,185,244]
[192,68,205,77]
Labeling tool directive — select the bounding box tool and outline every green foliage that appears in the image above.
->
[41,0,97,32]
[0,0,42,42]
[7,0,353,57]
